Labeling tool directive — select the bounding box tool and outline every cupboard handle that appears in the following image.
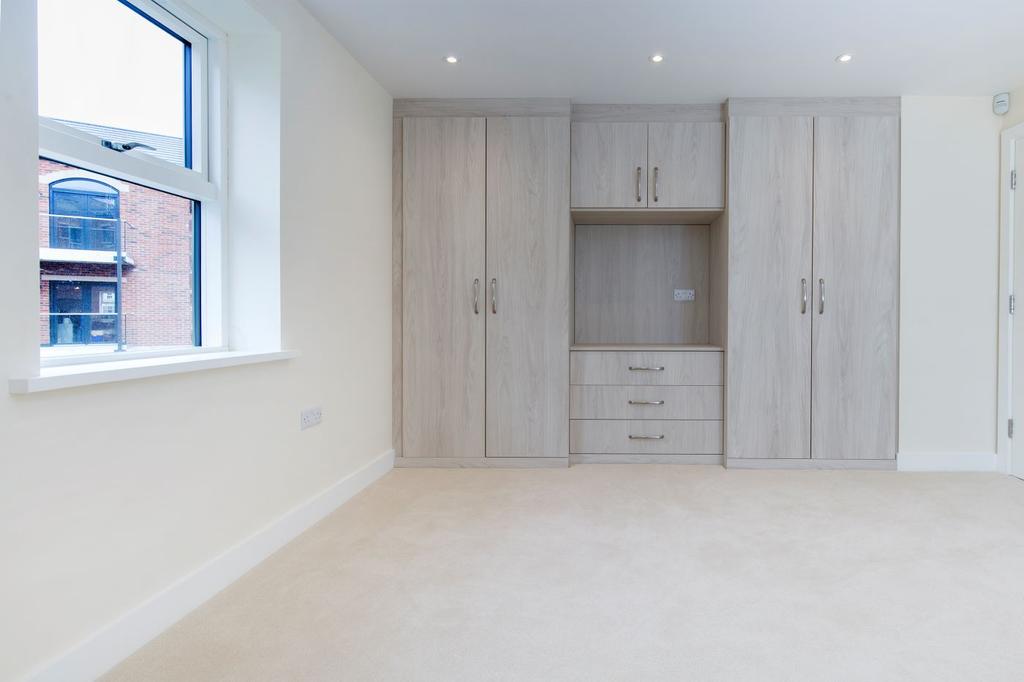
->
[628,400,665,405]
[653,166,659,203]
[801,278,807,314]
[818,278,825,315]
[628,366,665,371]
[629,434,665,440]
[490,278,497,314]
[473,278,480,315]
[636,166,642,203]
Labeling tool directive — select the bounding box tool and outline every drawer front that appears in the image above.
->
[570,385,723,420]
[570,419,723,455]
[570,351,723,386]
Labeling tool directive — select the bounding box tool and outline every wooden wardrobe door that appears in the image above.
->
[570,122,648,208]
[486,117,571,457]
[647,122,725,209]
[726,116,814,459]
[811,116,899,460]
[402,117,486,459]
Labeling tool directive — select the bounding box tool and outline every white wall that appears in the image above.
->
[0,0,393,679]
[899,97,1002,462]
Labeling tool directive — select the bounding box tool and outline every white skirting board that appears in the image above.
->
[897,451,998,472]
[29,448,396,682]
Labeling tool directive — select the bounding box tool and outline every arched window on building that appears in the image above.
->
[48,178,120,251]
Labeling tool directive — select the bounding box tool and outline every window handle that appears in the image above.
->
[102,140,157,153]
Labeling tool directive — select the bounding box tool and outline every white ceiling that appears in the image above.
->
[299,0,1024,103]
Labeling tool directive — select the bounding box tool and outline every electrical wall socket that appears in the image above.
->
[674,289,695,302]
[300,406,323,430]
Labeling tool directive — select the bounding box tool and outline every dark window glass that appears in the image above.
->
[49,281,118,345]
[49,178,120,250]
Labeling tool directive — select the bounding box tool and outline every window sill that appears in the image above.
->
[9,350,299,394]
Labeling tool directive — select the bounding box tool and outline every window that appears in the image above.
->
[37,0,221,362]
[48,178,120,250]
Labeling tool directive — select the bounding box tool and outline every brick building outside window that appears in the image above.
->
[38,120,196,352]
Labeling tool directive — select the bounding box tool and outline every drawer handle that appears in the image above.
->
[628,400,665,405]
[629,434,665,440]
[628,366,665,372]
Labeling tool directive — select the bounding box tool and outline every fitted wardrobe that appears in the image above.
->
[393,97,900,469]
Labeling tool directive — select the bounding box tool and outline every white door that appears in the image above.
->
[1011,135,1024,477]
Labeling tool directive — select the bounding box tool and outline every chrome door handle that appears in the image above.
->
[473,278,480,314]
[628,400,665,405]
[636,166,642,203]
[629,434,665,440]
[628,366,665,371]
[801,278,807,314]
[652,166,659,203]
[818,278,825,315]
[490,278,497,314]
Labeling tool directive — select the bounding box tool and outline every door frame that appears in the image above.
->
[997,121,1024,475]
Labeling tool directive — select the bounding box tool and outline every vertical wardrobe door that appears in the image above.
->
[727,116,814,459]
[402,117,486,459]
[812,116,899,460]
[486,117,571,457]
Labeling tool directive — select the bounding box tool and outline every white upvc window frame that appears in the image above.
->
[38,0,228,368]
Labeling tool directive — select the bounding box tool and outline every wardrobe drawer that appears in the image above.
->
[570,385,723,420]
[570,419,723,455]
[570,351,723,386]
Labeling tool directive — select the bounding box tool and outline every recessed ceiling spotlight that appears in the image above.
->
[445,55,458,64]
[835,53,853,63]
[650,54,664,63]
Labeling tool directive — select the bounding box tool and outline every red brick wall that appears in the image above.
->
[39,159,195,347]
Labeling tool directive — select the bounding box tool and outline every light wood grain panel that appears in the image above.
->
[727,97,900,117]
[570,344,722,351]
[486,117,571,458]
[394,98,571,117]
[570,351,723,386]
[811,116,899,460]
[708,213,728,348]
[726,115,813,460]
[392,117,403,456]
[572,103,724,123]
[402,117,486,458]
[570,419,723,454]
[570,208,722,225]
[570,453,724,464]
[726,458,896,470]
[648,122,725,208]
[571,122,648,208]
[570,385,723,420]
[574,225,709,344]
[394,457,569,469]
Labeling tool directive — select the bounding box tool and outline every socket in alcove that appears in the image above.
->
[300,406,323,430]
[674,289,696,302]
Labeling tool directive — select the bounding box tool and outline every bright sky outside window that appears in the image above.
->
[38,0,188,165]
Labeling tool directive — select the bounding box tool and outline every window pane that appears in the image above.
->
[38,0,190,167]
[40,159,199,355]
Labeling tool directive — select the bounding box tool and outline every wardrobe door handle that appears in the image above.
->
[635,166,642,203]
[473,278,480,315]
[490,278,497,314]
[801,278,807,314]
[628,400,665,406]
[628,366,665,372]
[629,434,665,440]
[818,278,825,315]
[653,166,659,203]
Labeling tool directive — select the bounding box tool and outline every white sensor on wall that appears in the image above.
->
[301,407,323,430]
[994,92,1010,116]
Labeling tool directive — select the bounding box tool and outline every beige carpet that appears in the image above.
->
[105,466,1024,681]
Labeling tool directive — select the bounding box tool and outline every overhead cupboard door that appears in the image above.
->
[402,117,486,459]
[486,116,571,457]
[811,116,899,460]
[647,122,725,208]
[570,122,648,208]
[726,115,814,460]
